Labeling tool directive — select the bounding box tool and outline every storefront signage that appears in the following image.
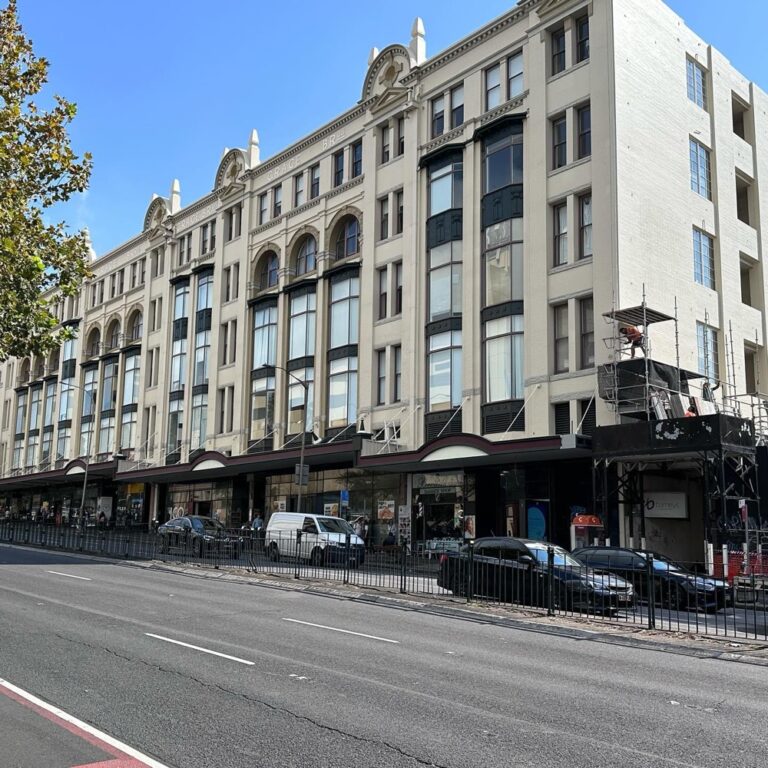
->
[644,492,687,519]
[397,505,411,544]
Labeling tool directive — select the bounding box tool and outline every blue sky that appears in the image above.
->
[16,0,768,256]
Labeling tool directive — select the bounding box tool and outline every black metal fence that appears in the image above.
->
[2,519,767,641]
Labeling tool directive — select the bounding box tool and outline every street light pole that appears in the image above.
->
[78,389,96,531]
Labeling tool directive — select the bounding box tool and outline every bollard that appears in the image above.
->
[400,540,407,594]
[547,546,555,616]
[646,554,656,629]
[343,532,351,585]
[294,529,302,579]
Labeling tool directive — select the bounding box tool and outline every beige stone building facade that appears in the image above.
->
[0,0,765,555]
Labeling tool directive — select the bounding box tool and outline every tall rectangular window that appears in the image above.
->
[697,322,719,380]
[272,184,282,218]
[190,392,208,451]
[552,116,567,168]
[309,164,320,199]
[380,124,391,164]
[166,400,183,456]
[428,242,462,321]
[508,52,523,97]
[379,197,389,241]
[396,116,405,156]
[428,158,463,216]
[693,228,715,289]
[170,339,187,391]
[428,331,462,411]
[28,387,41,432]
[577,104,591,158]
[579,297,594,369]
[579,194,592,260]
[193,330,211,386]
[554,304,569,373]
[377,267,388,320]
[289,292,316,360]
[376,350,387,405]
[552,28,566,75]
[329,275,360,349]
[394,261,403,315]
[450,84,464,128]
[687,58,707,110]
[431,95,445,137]
[223,263,239,302]
[395,190,404,234]
[252,304,277,369]
[225,205,241,241]
[294,173,305,207]
[485,315,524,402]
[122,354,140,406]
[689,138,711,199]
[328,357,358,428]
[484,130,523,193]
[258,193,268,224]
[120,411,137,450]
[485,64,501,110]
[333,150,344,187]
[553,203,568,266]
[576,16,590,63]
[351,139,363,178]
[393,345,402,402]
[250,376,275,440]
[484,219,523,306]
[56,427,71,462]
[98,414,115,456]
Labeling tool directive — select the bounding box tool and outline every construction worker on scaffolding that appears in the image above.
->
[619,325,645,359]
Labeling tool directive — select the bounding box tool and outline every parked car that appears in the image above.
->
[264,513,365,567]
[437,537,634,613]
[157,515,241,558]
[572,546,730,613]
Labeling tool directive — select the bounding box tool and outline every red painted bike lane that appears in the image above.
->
[0,678,169,768]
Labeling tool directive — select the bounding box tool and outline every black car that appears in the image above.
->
[437,537,634,613]
[572,546,730,613]
[157,515,241,558]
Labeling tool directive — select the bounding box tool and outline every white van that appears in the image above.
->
[264,513,365,567]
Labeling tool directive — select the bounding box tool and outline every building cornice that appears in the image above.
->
[401,0,539,85]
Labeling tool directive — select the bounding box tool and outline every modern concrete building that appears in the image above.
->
[1,0,766,559]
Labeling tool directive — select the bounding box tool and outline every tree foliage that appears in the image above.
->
[0,0,92,361]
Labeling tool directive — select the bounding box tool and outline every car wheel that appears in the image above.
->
[311,547,325,566]
[268,543,280,562]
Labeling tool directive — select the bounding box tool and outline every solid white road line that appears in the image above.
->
[282,617,400,644]
[0,677,170,768]
[144,633,255,665]
[45,571,92,581]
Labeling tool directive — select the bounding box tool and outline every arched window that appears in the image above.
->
[259,251,279,289]
[130,312,143,341]
[86,328,101,358]
[107,321,121,350]
[296,236,317,276]
[334,216,360,260]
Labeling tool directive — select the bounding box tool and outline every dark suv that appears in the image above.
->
[157,515,241,559]
[572,546,730,613]
[437,537,634,613]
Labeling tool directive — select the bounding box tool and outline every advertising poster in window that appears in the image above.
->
[378,499,395,520]
[324,503,339,517]
[462,514,476,540]
[506,501,520,537]
[526,499,549,541]
[398,505,411,544]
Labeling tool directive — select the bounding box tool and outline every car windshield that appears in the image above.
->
[529,546,582,568]
[637,552,687,573]
[192,518,223,531]
[317,517,354,534]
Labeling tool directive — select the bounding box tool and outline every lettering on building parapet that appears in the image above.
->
[262,128,347,184]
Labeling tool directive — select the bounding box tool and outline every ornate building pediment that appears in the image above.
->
[143,196,170,238]
[214,148,246,195]
[361,45,412,108]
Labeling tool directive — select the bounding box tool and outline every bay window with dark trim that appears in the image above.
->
[15,390,27,434]
[327,273,359,429]
[428,157,463,216]
[329,274,359,348]
[289,291,316,360]
[55,427,70,463]
[484,130,523,194]
[328,357,358,429]
[428,331,462,411]
[428,242,462,322]
[484,316,524,403]
[190,392,208,451]
[484,219,523,306]
[288,368,314,434]
[166,399,183,457]
[250,374,275,441]
[252,303,277,369]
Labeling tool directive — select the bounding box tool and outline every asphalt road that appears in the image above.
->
[0,544,767,768]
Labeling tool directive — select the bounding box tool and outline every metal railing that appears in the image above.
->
[2,521,766,640]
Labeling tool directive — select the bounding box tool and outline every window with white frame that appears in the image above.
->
[428,241,462,321]
[579,194,592,260]
[508,52,523,97]
[431,95,445,138]
[329,275,359,349]
[696,322,719,380]
[166,399,183,456]
[376,350,386,405]
[451,84,464,128]
[576,16,590,63]
[484,218,523,307]
[485,64,501,110]
[190,392,208,451]
[686,58,707,110]
[551,27,566,75]
[428,331,462,411]
[120,410,137,450]
[252,304,277,369]
[484,315,524,402]
[689,138,711,199]
[393,345,402,402]
[287,367,314,434]
[553,202,568,266]
[289,291,316,360]
[122,354,140,406]
[579,297,594,369]
[554,304,569,373]
[294,172,305,207]
[693,228,715,289]
[251,376,275,440]
[428,157,463,216]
